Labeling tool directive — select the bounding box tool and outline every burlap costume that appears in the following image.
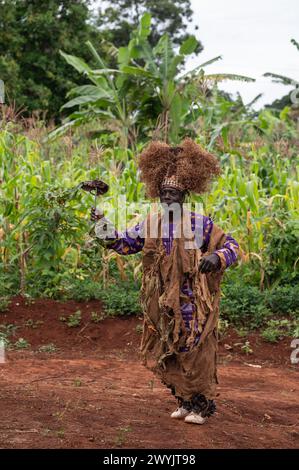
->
[139,209,228,403]
[94,138,239,417]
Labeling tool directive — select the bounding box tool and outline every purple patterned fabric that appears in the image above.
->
[99,212,239,352]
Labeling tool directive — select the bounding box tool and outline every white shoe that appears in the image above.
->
[170,406,190,419]
[184,411,207,425]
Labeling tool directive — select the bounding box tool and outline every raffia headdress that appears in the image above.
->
[138,138,221,198]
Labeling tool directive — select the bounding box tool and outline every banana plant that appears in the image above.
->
[47,41,137,149]
[49,12,255,146]
[264,38,299,94]
[118,13,255,143]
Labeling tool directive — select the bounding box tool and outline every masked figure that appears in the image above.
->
[92,138,239,425]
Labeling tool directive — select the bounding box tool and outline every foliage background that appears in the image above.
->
[0,2,298,341]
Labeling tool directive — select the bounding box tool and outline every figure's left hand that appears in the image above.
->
[198,254,221,273]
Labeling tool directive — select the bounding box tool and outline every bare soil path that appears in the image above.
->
[0,296,298,449]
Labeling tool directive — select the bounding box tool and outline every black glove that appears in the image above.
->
[198,253,221,273]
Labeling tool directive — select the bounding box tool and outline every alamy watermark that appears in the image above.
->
[0,339,5,364]
[94,200,206,250]
[290,339,299,364]
[0,79,4,104]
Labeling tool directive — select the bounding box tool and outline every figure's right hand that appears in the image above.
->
[90,206,104,222]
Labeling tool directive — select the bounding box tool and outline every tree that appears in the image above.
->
[96,0,203,53]
[0,0,103,120]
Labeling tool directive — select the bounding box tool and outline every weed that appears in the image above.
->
[14,338,30,349]
[60,310,82,327]
[292,322,299,338]
[91,311,105,323]
[115,426,132,446]
[241,341,253,355]
[56,429,65,439]
[25,319,44,329]
[24,295,35,307]
[73,378,82,387]
[66,310,82,327]
[0,323,19,337]
[38,343,57,353]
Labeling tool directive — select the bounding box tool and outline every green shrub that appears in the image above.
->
[261,319,293,343]
[221,283,271,328]
[263,214,299,287]
[62,278,104,302]
[265,285,299,318]
[223,262,262,289]
[0,269,19,297]
[100,281,141,316]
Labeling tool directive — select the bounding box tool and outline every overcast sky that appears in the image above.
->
[186,0,298,108]
[93,0,299,109]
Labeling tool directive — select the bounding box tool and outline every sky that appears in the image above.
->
[93,0,299,109]
[186,0,299,109]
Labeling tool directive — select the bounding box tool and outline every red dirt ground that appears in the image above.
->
[0,296,298,449]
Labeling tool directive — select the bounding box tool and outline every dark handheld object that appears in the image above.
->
[80,179,109,196]
[80,179,109,217]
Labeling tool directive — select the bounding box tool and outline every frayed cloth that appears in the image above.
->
[139,210,228,402]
